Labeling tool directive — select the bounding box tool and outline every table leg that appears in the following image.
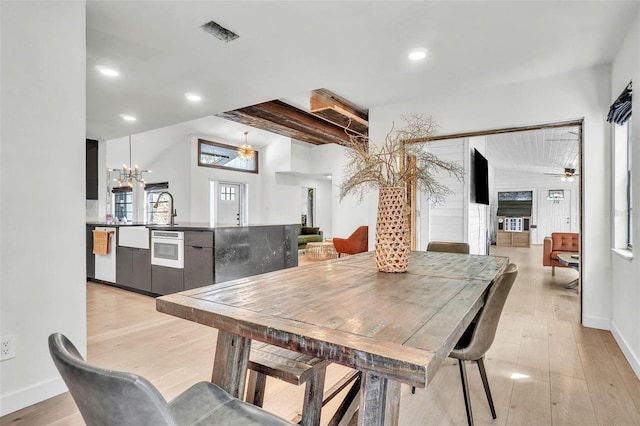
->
[211,330,251,399]
[358,371,401,426]
[564,266,579,289]
[564,278,579,289]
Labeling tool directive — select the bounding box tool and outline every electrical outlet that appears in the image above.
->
[1,335,16,361]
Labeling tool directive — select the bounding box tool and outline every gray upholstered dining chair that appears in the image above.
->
[450,263,518,426]
[426,241,470,254]
[48,333,292,426]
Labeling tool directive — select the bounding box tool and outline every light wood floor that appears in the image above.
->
[3,246,640,425]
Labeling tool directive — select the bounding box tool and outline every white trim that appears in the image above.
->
[0,376,67,416]
[582,315,611,330]
[611,248,634,261]
[611,320,640,379]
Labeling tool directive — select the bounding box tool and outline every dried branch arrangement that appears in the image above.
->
[340,114,464,203]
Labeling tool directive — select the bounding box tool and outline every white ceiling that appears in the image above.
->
[486,126,580,176]
[87,1,636,172]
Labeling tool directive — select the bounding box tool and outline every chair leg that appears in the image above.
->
[552,266,555,276]
[476,357,497,419]
[458,359,474,426]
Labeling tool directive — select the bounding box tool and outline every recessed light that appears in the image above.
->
[185,93,202,102]
[408,48,428,61]
[96,66,119,77]
[120,114,136,122]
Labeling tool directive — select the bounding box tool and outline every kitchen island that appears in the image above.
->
[86,222,298,295]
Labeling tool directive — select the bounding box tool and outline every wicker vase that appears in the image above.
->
[374,187,410,273]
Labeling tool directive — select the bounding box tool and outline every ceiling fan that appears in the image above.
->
[544,167,579,181]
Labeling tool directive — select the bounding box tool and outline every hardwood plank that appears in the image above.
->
[507,378,552,425]
[550,373,597,425]
[576,342,640,425]
[572,323,605,347]
[516,318,550,382]
[600,331,640,414]
[548,319,585,380]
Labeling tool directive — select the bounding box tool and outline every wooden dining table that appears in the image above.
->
[156,250,508,425]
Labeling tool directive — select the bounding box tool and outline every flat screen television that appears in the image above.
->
[471,148,490,205]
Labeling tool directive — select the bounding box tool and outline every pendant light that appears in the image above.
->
[237,131,255,160]
[109,135,151,188]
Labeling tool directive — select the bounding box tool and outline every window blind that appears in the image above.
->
[607,81,632,125]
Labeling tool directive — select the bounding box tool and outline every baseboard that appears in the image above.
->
[610,321,640,380]
[0,376,67,417]
[582,315,611,330]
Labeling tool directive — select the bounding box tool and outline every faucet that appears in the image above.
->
[154,191,177,225]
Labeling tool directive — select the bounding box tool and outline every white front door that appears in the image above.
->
[218,183,242,225]
[537,189,571,242]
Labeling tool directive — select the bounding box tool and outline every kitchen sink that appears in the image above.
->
[118,226,150,249]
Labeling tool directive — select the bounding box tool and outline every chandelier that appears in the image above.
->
[237,131,255,160]
[109,135,151,188]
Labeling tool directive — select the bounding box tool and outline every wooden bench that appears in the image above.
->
[246,342,360,426]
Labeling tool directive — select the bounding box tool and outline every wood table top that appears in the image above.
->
[157,251,508,389]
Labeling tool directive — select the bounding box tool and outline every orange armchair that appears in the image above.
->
[333,226,368,256]
[543,232,579,275]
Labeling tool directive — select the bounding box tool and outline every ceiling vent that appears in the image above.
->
[201,21,239,42]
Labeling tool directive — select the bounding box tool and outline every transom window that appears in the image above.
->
[198,139,259,174]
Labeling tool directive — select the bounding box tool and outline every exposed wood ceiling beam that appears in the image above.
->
[216,100,352,146]
[310,89,369,136]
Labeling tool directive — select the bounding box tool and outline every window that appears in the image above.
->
[112,188,132,222]
[220,185,236,201]
[144,182,170,224]
[198,139,259,174]
[613,121,632,249]
[627,122,633,249]
[610,82,632,250]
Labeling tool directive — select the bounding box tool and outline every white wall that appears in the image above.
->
[419,139,466,248]
[0,1,86,415]
[309,143,372,242]
[102,127,337,234]
[189,135,265,224]
[610,10,640,378]
[106,128,193,223]
[367,64,612,330]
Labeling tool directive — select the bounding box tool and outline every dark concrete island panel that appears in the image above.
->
[214,225,298,284]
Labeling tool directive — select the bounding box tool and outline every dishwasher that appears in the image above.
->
[94,226,116,282]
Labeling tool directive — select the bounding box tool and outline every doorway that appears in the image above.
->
[301,187,315,226]
[409,119,584,318]
[209,181,247,226]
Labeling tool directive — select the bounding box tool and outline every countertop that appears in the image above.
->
[87,222,299,231]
